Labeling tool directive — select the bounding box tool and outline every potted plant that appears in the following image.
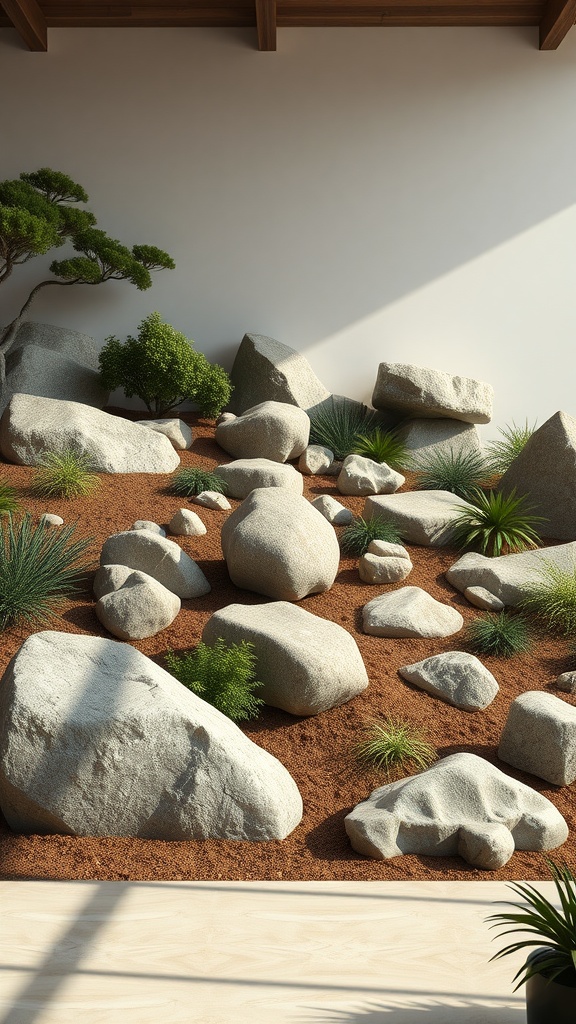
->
[487,861,576,1024]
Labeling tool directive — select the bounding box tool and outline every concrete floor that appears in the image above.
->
[0,880,533,1023]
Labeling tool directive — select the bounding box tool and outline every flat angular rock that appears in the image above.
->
[497,411,576,540]
[168,509,207,537]
[367,540,411,560]
[337,455,405,497]
[362,586,463,638]
[95,573,181,640]
[100,529,211,599]
[216,401,310,463]
[358,553,413,584]
[221,488,340,601]
[215,459,303,500]
[299,445,334,475]
[363,490,470,546]
[0,631,302,839]
[344,752,568,869]
[130,520,166,536]
[396,418,483,463]
[372,362,493,424]
[464,586,504,612]
[311,494,353,525]
[135,418,192,450]
[399,651,499,710]
[0,394,180,473]
[202,602,368,716]
[498,691,576,786]
[228,333,330,414]
[192,491,232,510]
[446,542,576,606]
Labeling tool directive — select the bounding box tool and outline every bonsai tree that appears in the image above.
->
[0,167,175,386]
[98,311,232,417]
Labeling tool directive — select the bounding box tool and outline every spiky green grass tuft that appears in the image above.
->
[451,488,544,557]
[485,419,537,476]
[413,448,489,500]
[308,397,381,461]
[464,611,532,657]
[340,515,402,556]
[352,716,437,777]
[521,560,576,636]
[0,478,20,515]
[31,449,100,499]
[168,467,227,498]
[352,428,409,470]
[165,638,264,722]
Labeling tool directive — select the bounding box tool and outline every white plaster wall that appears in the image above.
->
[1,25,576,435]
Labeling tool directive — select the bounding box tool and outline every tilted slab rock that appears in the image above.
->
[215,458,303,500]
[359,553,413,584]
[337,455,405,497]
[100,530,211,599]
[215,401,310,463]
[95,573,181,640]
[446,542,576,606]
[399,651,499,711]
[497,411,576,540]
[344,752,568,870]
[311,494,353,525]
[0,394,180,473]
[372,362,493,424]
[0,631,302,839]
[498,692,576,786]
[362,586,463,638]
[2,344,108,415]
[135,418,192,450]
[464,586,504,612]
[202,602,368,716]
[228,333,330,414]
[192,491,232,510]
[396,418,483,463]
[221,488,340,600]
[363,490,470,546]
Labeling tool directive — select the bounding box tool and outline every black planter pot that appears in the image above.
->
[525,948,576,1024]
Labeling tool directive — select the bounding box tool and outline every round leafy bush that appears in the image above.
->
[169,468,227,497]
[464,611,532,657]
[165,638,264,722]
[31,449,100,499]
[451,488,544,557]
[352,716,437,777]
[352,428,409,470]
[413,448,489,500]
[340,515,401,556]
[98,311,232,417]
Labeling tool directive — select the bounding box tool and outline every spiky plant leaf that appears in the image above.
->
[352,428,409,470]
[308,398,381,461]
[0,478,20,515]
[165,638,264,722]
[31,449,100,499]
[352,716,437,777]
[464,611,532,657]
[520,560,576,637]
[485,419,537,476]
[340,515,402,556]
[451,488,544,557]
[413,448,490,500]
[168,468,227,498]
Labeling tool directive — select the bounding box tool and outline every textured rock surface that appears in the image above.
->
[192,491,232,510]
[93,564,158,601]
[221,488,340,600]
[202,602,368,716]
[362,587,463,638]
[498,692,576,786]
[399,652,499,710]
[0,631,302,839]
[9,321,101,369]
[396,418,483,463]
[557,672,576,695]
[366,540,411,560]
[344,752,568,869]
[215,401,310,462]
[311,494,353,525]
[95,573,181,640]
[228,333,330,414]
[135,418,192,450]
[497,411,576,539]
[337,455,405,497]
[215,459,304,500]
[39,513,64,527]
[0,394,180,473]
[130,520,166,536]
[299,445,334,475]
[363,490,470,546]
[464,586,504,612]
[168,508,207,537]
[2,343,108,414]
[446,542,576,606]
[100,529,211,599]
[359,552,413,584]
[372,362,493,424]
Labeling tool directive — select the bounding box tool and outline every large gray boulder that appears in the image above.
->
[362,587,463,638]
[2,343,108,414]
[0,631,302,839]
[399,652,499,711]
[95,572,181,640]
[215,458,304,500]
[363,490,470,546]
[202,602,368,716]
[100,529,211,599]
[344,752,568,869]
[446,541,576,606]
[498,692,576,786]
[337,455,405,497]
[221,488,340,600]
[497,411,576,540]
[215,401,310,462]
[9,321,101,369]
[396,418,483,463]
[0,394,180,473]
[228,333,330,414]
[372,362,493,424]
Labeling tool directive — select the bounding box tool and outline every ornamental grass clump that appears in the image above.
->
[485,419,537,476]
[165,638,264,723]
[520,561,576,637]
[413,448,490,500]
[340,515,402,556]
[352,716,437,778]
[464,611,532,657]
[31,449,100,499]
[0,512,94,630]
[451,488,544,557]
[168,467,227,498]
[0,478,20,515]
[308,397,381,460]
[352,428,409,470]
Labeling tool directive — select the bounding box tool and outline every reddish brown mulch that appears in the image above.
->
[0,409,574,882]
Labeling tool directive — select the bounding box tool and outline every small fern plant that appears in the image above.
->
[165,638,264,722]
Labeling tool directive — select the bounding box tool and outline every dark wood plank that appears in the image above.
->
[2,0,47,48]
[255,0,276,47]
[539,0,576,46]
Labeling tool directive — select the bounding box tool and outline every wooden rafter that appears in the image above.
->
[2,0,47,50]
[539,0,576,47]
[255,0,276,49]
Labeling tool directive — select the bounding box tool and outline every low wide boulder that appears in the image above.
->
[344,752,568,869]
[228,333,330,414]
[95,572,181,640]
[372,362,493,424]
[202,602,368,716]
[0,394,180,473]
[0,631,302,839]
[446,541,576,606]
[363,490,471,546]
[215,401,310,462]
[100,530,211,599]
[221,488,340,600]
[337,455,405,496]
[362,587,463,638]
[399,652,499,711]
[215,458,304,499]
[498,692,576,786]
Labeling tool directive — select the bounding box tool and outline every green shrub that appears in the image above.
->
[340,515,402,556]
[451,488,544,557]
[0,479,20,515]
[308,397,381,460]
[352,716,437,777]
[31,449,100,499]
[165,638,264,722]
[521,561,576,636]
[0,512,94,630]
[464,611,532,657]
[485,419,537,476]
[413,448,489,500]
[98,311,232,417]
[352,428,409,470]
[169,467,227,497]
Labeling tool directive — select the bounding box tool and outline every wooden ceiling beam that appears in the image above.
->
[255,0,276,48]
[539,0,576,47]
[2,0,47,49]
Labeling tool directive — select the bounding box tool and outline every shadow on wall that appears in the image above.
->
[301,999,525,1023]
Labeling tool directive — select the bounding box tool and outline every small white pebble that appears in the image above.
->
[40,513,64,527]
[192,490,231,510]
